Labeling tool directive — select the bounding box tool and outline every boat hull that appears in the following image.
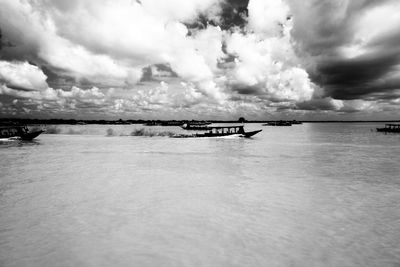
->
[243,129,262,137]
[20,130,45,140]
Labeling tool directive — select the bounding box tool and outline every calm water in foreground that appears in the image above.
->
[1,123,400,267]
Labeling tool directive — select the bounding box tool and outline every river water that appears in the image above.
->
[1,123,399,267]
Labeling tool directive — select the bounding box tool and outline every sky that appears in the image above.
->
[0,0,400,120]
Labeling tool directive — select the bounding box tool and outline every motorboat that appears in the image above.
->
[0,125,44,140]
[172,125,262,138]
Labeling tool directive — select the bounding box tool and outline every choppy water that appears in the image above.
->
[1,123,400,267]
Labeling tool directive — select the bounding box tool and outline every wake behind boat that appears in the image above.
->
[172,125,262,138]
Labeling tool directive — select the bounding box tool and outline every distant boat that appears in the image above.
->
[172,125,262,138]
[263,121,292,126]
[376,124,400,133]
[0,125,44,140]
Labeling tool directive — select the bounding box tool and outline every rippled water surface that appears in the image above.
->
[1,123,400,267]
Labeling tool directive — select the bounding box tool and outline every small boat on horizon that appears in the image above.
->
[172,125,262,138]
[0,125,44,140]
[376,124,400,133]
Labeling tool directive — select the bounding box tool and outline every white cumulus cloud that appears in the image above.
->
[0,61,48,90]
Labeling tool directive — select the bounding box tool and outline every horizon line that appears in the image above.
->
[1,118,399,124]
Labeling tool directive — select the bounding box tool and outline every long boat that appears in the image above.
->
[0,125,44,140]
[376,124,400,133]
[172,125,262,138]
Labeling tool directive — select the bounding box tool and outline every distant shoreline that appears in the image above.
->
[1,118,399,125]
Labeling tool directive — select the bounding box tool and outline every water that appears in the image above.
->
[1,123,400,267]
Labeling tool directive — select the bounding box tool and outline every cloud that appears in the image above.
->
[247,0,290,36]
[0,0,222,88]
[1,0,399,120]
[0,0,318,118]
[316,52,400,99]
[0,61,48,90]
[340,99,379,113]
[287,0,400,102]
[0,83,105,102]
[216,0,249,30]
[266,67,314,102]
[296,97,344,111]
[0,0,141,86]
[223,1,315,103]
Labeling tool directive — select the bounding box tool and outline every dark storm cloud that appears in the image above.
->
[288,0,391,55]
[315,50,400,100]
[288,0,400,101]
[366,89,400,101]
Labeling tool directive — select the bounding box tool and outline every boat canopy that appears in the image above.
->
[208,126,245,134]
